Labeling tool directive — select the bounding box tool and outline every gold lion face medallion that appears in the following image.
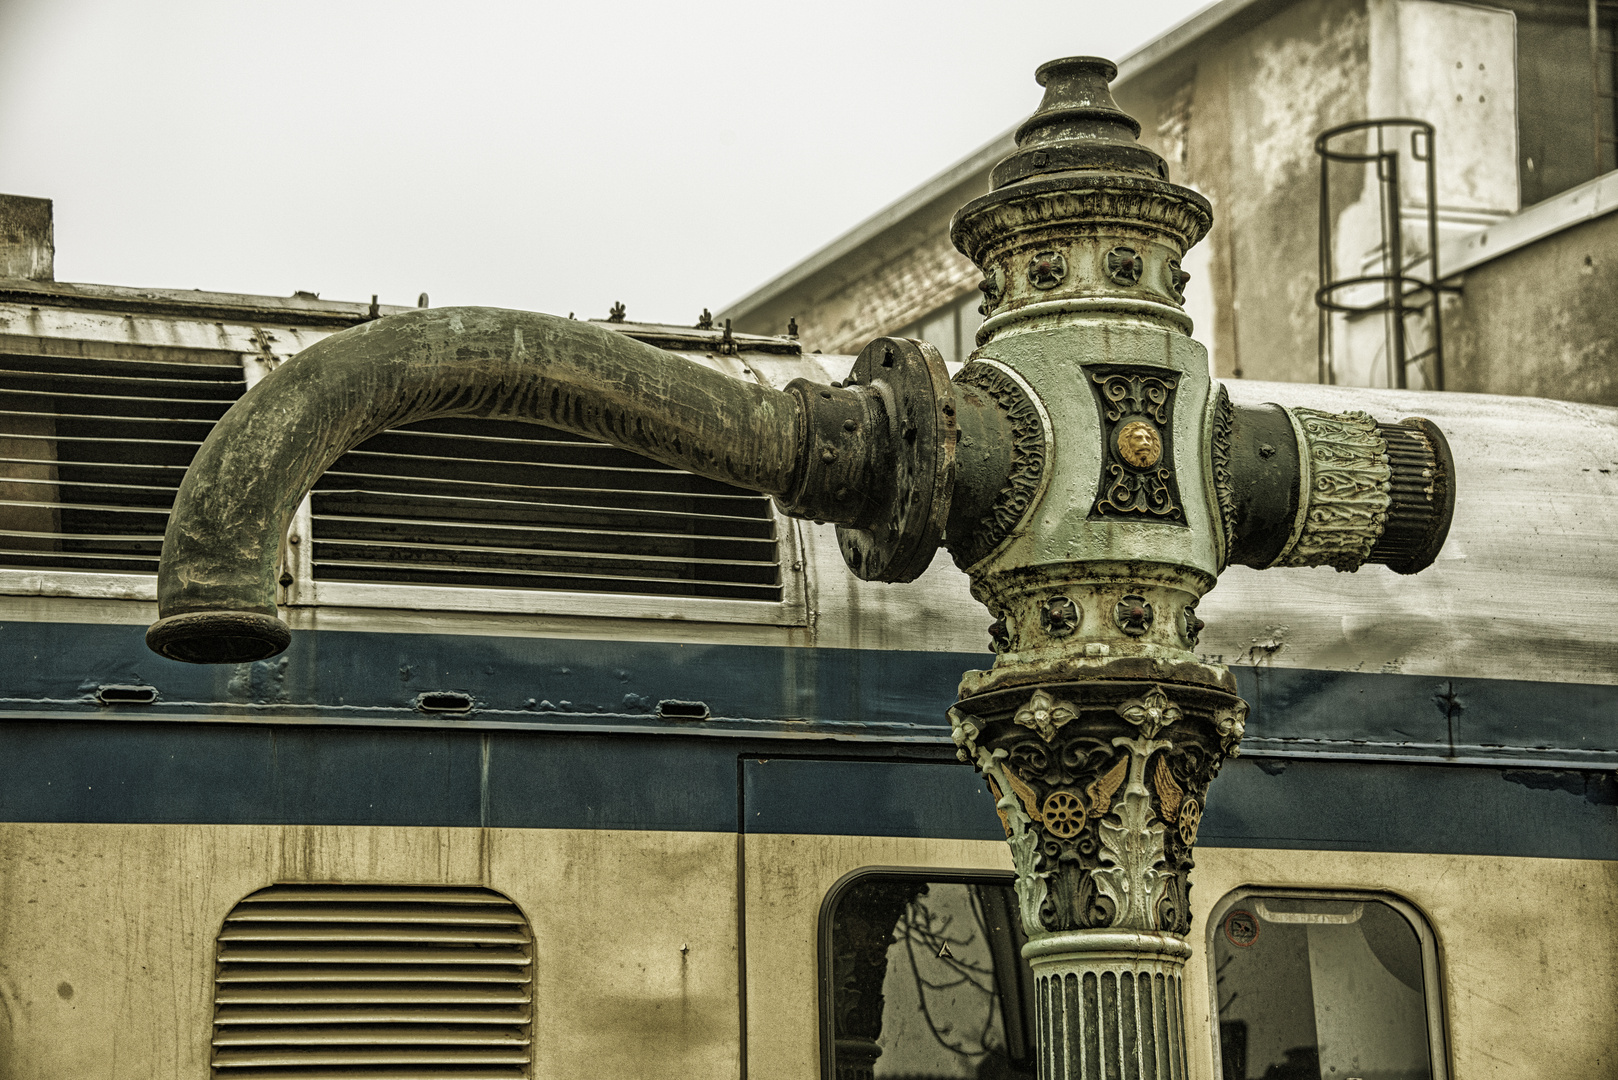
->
[1116,420,1162,469]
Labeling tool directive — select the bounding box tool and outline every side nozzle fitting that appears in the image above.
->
[779,341,1044,584]
[778,338,960,583]
[1217,392,1455,574]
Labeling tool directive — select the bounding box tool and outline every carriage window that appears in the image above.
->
[820,871,1035,1080]
[1210,890,1446,1080]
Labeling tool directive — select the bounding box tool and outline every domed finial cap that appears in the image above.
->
[991,55,1169,189]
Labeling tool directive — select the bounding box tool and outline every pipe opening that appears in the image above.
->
[97,685,157,705]
[416,692,474,714]
[146,611,291,665]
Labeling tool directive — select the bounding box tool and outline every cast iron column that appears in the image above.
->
[935,58,1451,1079]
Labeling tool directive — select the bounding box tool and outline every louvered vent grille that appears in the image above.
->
[311,416,783,602]
[213,884,533,1079]
[0,350,245,574]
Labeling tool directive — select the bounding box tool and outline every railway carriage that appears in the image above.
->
[0,292,1614,1079]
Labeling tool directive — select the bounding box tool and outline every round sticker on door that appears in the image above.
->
[1223,909,1260,947]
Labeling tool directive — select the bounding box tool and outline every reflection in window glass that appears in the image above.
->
[1212,893,1437,1080]
[826,876,1035,1080]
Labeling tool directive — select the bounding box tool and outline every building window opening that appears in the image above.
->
[1210,889,1446,1080]
[820,870,1035,1080]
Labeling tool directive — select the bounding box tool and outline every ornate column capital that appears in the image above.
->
[951,679,1245,940]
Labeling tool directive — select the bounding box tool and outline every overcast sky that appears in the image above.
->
[0,1,1212,324]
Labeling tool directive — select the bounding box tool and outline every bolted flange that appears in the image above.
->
[833,337,959,583]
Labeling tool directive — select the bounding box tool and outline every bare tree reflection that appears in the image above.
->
[895,890,1003,1061]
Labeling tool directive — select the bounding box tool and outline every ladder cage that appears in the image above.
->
[1315,118,1445,392]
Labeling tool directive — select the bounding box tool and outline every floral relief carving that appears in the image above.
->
[1039,595,1080,638]
[951,709,1050,934]
[1091,369,1177,426]
[1097,458,1180,517]
[1093,724,1174,930]
[949,363,1047,569]
[954,682,1246,938]
[1210,386,1236,557]
[1013,689,1077,742]
[1117,685,1181,738]
[1273,408,1392,571]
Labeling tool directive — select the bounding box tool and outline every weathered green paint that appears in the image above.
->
[941,56,1454,1080]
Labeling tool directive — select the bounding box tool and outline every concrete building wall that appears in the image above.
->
[1125,0,1377,382]
[0,194,54,282]
[736,0,1391,380]
[728,0,1615,406]
[1443,211,1618,405]
[1124,0,1520,386]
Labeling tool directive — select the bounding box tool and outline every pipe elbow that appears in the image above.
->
[147,308,801,664]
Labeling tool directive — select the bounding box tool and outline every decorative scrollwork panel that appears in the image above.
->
[1084,366,1186,524]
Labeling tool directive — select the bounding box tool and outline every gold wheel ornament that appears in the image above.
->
[1178,797,1202,846]
[1041,790,1087,838]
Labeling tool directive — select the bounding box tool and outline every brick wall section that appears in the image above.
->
[796,232,981,356]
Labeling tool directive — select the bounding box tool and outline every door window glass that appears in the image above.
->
[822,871,1035,1080]
[1210,890,1445,1080]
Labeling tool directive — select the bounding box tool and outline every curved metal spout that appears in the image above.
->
[148,307,812,664]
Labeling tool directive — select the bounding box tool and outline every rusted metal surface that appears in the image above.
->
[0,276,409,329]
[148,309,803,662]
[144,308,1023,661]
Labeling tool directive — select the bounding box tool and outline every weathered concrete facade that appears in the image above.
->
[1129,0,1380,384]
[727,0,1618,406]
[1443,211,1618,404]
[0,194,54,282]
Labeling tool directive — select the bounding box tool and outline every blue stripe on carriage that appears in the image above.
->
[0,722,1612,860]
[3,622,1616,765]
[0,621,976,729]
[0,622,1614,856]
[0,722,739,831]
[741,757,1618,861]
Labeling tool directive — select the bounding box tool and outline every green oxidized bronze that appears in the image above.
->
[942,56,1451,1079]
